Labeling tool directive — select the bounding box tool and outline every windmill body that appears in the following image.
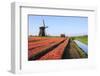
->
[39,19,48,36]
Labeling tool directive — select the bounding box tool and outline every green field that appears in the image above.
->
[71,35,88,45]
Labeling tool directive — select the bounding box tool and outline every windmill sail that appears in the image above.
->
[43,19,45,27]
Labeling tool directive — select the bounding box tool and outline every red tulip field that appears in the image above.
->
[28,37,69,60]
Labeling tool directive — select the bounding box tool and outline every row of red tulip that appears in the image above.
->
[28,38,65,50]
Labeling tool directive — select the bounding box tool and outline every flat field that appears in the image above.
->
[28,36,87,61]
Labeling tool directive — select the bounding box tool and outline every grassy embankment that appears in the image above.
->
[71,35,88,45]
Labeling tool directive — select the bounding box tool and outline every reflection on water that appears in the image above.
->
[74,40,88,54]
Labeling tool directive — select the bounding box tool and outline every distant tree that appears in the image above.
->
[60,34,65,37]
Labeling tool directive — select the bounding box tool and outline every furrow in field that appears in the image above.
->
[38,38,69,60]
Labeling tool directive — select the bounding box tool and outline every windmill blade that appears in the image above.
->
[43,19,45,27]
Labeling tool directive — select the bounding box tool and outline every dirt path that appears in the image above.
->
[62,39,82,59]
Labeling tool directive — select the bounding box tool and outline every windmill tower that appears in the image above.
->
[39,19,48,36]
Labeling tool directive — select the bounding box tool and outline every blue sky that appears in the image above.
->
[28,15,88,36]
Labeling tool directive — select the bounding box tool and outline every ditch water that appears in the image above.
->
[74,40,88,54]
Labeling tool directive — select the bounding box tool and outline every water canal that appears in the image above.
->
[74,40,88,54]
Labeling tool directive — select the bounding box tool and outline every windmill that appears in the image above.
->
[39,19,48,36]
